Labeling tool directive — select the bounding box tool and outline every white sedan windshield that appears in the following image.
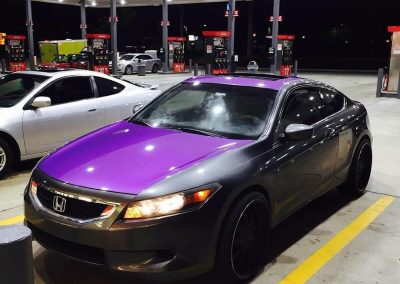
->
[0,74,47,107]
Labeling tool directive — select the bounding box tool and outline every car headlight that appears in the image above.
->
[124,184,219,220]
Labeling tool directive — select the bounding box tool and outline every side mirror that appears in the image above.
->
[31,96,51,108]
[132,103,144,114]
[284,124,314,141]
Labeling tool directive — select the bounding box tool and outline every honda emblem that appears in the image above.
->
[53,196,67,213]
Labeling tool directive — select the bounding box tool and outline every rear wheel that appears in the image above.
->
[0,138,14,178]
[151,64,159,73]
[339,139,372,197]
[216,192,270,283]
[125,65,133,75]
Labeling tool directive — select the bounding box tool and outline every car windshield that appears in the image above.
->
[53,55,69,63]
[0,74,48,107]
[132,83,277,139]
[120,55,134,61]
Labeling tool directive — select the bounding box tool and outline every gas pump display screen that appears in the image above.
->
[213,38,225,48]
[9,40,21,46]
[93,39,105,49]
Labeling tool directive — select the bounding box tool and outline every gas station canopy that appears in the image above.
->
[32,0,251,8]
[26,0,251,74]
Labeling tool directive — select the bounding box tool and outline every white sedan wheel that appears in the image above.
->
[0,146,7,173]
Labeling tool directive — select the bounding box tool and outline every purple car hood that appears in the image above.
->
[38,121,251,195]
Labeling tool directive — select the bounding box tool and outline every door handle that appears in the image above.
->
[325,128,335,138]
[88,109,97,112]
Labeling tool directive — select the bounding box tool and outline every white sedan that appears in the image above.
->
[0,70,160,177]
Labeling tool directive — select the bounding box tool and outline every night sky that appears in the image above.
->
[1,0,399,68]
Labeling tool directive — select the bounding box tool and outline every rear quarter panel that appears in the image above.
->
[334,100,371,182]
[101,85,160,124]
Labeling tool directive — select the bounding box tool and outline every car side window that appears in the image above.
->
[94,77,125,97]
[320,88,345,117]
[39,76,94,106]
[282,88,324,126]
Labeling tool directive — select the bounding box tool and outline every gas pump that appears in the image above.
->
[168,37,186,73]
[5,35,27,72]
[202,31,230,75]
[276,35,295,76]
[386,26,400,93]
[86,34,110,74]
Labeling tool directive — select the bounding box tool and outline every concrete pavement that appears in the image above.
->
[1,72,400,284]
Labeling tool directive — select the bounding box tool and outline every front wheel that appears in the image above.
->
[125,65,133,75]
[339,138,372,197]
[216,192,270,283]
[0,139,14,178]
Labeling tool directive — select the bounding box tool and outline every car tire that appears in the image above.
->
[151,64,159,73]
[125,65,133,75]
[338,138,372,197]
[0,138,14,178]
[215,191,270,283]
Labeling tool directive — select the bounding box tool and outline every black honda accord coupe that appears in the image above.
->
[24,74,372,283]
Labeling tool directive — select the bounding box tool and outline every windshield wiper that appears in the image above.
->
[130,119,152,127]
[174,127,226,138]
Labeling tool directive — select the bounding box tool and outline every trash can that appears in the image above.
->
[137,62,146,76]
[0,225,34,284]
[247,61,259,74]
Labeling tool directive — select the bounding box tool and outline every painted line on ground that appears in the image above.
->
[279,195,395,284]
[0,215,24,226]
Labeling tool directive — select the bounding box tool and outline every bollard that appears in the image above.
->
[397,69,400,96]
[376,68,384,97]
[194,63,199,76]
[137,64,146,76]
[206,64,212,75]
[0,225,34,284]
[189,59,193,74]
[293,60,299,77]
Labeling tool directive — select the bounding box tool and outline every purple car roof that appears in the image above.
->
[184,75,298,91]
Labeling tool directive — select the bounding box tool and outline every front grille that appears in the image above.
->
[36,184,108,221]
[27,221,105,265]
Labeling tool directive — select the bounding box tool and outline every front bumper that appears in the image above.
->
[24,171,220,278]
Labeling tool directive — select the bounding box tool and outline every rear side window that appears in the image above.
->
[320,88,345,117]
[138,55,152,60]
[282,88,324,126]
[94,77,125,97]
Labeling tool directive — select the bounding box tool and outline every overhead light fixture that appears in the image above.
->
[58,0,64,2]
[91,1,96,6]
[121,0,126,4]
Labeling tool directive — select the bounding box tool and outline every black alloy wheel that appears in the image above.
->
[339,139,372,197]
[216,192,270,283]
[355,142,373,191]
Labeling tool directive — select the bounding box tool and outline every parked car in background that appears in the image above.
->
[37,54,88,71]
[0,70,160,177]
[110,53,161,75]
[24,73,372,282]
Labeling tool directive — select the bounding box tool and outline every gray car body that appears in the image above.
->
[24,77,371,277]
[135,78,370,226]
